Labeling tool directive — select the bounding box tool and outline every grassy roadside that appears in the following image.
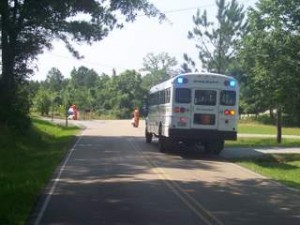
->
[233,154,300,190]
[228,123,300,190]
[0,118,80,225]
[238,121,300,135]
[226,122,300,148]
[226,138,300,148]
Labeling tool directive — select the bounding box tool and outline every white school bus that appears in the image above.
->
[145,72,239,154]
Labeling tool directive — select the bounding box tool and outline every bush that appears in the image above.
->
[254,114,300,127]
[256,114,276,125]
[281,115,300,127]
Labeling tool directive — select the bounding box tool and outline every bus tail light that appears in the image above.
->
[224,109,235,116]
[174,107,186,113]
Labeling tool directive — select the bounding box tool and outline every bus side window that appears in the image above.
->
[149,94,154,106]
[154,92,159,105]
[166,88,171,103]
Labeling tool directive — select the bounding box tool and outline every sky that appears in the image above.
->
[32,0,257,81]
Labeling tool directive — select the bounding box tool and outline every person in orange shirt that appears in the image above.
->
[71,104,78,120]
[133,107,140,128]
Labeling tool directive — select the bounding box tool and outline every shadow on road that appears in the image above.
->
[29,134,300,225]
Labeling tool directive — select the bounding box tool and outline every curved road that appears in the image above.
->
[30,120,300,225]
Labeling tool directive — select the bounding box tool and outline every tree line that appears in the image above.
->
[30,52,178,119]
[1,0,300,135]
[30,67,152,120]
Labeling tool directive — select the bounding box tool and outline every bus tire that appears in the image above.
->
[205,141,224,155]
[145,128,152,143]
[213,140,224,155]
[158,137,167,152]
[159,137,175,153]
[158,123,163,136]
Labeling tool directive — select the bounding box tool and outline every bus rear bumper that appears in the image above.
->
[168,129,237,141]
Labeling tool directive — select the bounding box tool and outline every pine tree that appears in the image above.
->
[182,0,247,74]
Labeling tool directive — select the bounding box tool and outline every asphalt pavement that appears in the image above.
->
[29,119,300,225]
[44,117,300,159]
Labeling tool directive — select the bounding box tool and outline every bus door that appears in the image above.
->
[191,89,218,129]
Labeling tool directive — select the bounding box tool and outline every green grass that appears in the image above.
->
[226,138,300,148]
[238,121,300,135]
[229,121,300,148]
[228,122,300,190]
[235,154,300,190]
[0,118,80,225]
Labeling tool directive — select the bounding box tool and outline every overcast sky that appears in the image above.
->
[32,0,256,81]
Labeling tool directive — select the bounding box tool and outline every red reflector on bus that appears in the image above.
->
[177,117,188,126]
[179,117,187,122]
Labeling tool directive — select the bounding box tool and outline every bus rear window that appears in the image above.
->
[175,88,191,103]
[194,90,216,106]
[220,90,236,106]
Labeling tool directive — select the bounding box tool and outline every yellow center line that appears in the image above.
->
[129,138,225,225]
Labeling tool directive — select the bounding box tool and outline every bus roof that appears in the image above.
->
[149,72,238,93]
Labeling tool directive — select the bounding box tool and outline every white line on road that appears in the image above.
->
[34,136,82,225]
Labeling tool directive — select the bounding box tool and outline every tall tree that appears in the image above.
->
[70,66,99,89]
[34,87,52,116]
[239,0,300,142]
[93,70,144,118]
[45,67,64,92]
[141,52,177,90]
[0,0,164,128]
[183,0,247,74]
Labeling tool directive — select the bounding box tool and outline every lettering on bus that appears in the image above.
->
[193,80,219,84]
[194,107,214,112]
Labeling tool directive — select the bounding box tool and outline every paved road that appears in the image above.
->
[30,120,300,225]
